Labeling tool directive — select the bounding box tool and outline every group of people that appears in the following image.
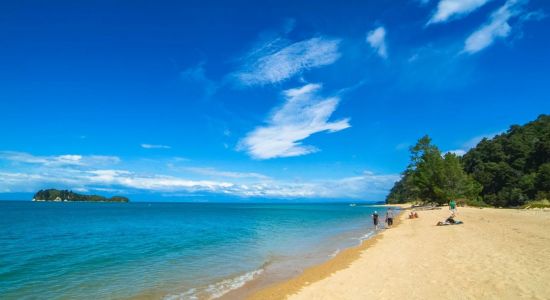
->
[408,211,419,219]
[371,208,394,230]
[437,199,462,225]
[372,199,460,229]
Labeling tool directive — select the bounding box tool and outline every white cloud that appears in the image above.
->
[239,84,350,159]
[0,158,398,199]
[444,131,503,156]
[463,0,532,54]
[366,26,388,58]
[0,149,397,199]
[428,0,493,25]
[85,170,234,192]
[185,167,270,180]
[446,149,467,156]
[0,151,120,166]
[141,144,172,149]
[463,131,503,148]
[233,37,341,86]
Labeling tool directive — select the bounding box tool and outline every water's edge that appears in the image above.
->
[162,207,397,300]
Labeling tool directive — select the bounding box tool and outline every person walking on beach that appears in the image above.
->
[372,211,380,230]
[386,208,394,228]
[449,199,457,214]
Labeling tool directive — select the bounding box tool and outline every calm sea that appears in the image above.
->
[0,201,388,299]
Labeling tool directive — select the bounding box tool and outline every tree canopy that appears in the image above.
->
[387,115,550,207]
[462,114,550,206]
[387,136,479,205]
[33,189,129,202]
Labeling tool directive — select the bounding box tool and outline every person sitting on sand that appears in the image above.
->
[414,211,418,218]
[372,211,379,230]
[437,213,463,226]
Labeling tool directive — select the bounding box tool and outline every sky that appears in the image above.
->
[1,0,549,201]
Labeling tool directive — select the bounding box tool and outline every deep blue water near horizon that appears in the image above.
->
[0,201,388,299]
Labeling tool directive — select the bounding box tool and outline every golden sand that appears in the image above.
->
[248,207,550,300]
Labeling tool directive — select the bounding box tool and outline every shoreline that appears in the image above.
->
[238,208,403,300]
[217,206,400,300]
[248,206,550,300]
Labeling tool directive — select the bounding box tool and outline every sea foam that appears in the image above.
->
[165,268,264,300]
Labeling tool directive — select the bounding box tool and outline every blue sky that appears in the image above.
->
[1,0,549,201]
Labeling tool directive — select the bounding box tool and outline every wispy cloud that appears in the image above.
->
[444,131,503,156]
[0,151,397,199]
[463,0,539,54]
[0,168,398,199]
[180,62,218,97]
[185,167,270,180]
[428,0,493,25]
[141,144,172,149]
[85,169,234,192]
[366,26,388,58]
[0,151,120,167]
[239,84,350,159]
[233,37,341,86]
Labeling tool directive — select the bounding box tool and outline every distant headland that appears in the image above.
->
[32,189,129,203]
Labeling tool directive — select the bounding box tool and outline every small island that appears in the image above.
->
[32,189,129,203]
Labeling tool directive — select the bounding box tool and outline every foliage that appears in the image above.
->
[386,136,480,205]
[462,115,550,207]
[33,189,129,202]
[522,199,550,209]
[387,115,550,207]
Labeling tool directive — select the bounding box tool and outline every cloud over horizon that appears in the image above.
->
[239,84,350,159]
[0,150,397,199]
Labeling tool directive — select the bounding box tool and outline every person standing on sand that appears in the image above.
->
[449,199,457,214]
[385,208,394,228]
[372,211,379,230]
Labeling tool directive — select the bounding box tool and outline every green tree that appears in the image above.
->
[386,135,480,205]
[462,114,550,206]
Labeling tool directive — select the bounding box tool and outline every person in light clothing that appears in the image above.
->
[385,208,394,228]
[372,211,380,230]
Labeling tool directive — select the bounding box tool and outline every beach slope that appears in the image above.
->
[251,207,550,300]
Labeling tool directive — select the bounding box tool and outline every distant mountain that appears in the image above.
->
[32,189,129,203]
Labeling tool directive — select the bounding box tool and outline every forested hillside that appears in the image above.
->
[387,115,550,207]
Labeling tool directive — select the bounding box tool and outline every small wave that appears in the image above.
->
[164,268,263,300]
[354,231,376,243]
[205,268,263,299]
[329,248,340,258]
[164,288,198,300]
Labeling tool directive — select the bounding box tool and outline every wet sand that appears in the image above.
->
[248,207,550,300]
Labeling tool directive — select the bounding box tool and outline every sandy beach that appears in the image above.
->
[248,206,550,300]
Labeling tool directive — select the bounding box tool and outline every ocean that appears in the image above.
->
[0,201,389,299]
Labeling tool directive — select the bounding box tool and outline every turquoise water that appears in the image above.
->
[0,201,387,299]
